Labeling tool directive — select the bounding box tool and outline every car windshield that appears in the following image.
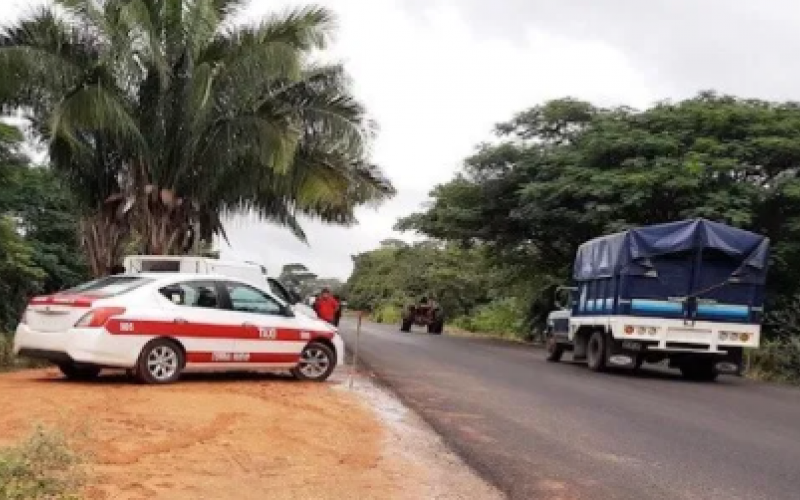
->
[63,276,152,297]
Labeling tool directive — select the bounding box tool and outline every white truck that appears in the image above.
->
[121,255,319,320]
[545,219,770,381]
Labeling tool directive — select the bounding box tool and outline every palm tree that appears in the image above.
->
[0,0,394,275]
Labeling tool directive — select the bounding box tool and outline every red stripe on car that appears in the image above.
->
[186,352,300,364]
[104,319,333,341]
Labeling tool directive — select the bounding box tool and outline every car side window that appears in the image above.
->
[159,281,220,309]
[226,282,284,316]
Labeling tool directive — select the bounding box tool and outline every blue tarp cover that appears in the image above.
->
[573,219,770,282]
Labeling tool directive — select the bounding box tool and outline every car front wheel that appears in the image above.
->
[292,342,336,382]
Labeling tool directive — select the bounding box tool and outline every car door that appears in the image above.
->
[156,279,238,365]
[220,280,304,366]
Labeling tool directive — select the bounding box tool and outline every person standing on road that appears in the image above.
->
[313,288,340,326]
[332,294,343,326]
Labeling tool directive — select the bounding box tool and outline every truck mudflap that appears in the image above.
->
[606,338,744,375]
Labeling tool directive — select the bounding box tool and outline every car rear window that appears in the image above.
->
[64,276,152,297]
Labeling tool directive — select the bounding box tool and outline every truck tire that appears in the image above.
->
[545,332,564,362]
[587,330,608,372]
[680,359,719,382]
[427,320,444,334]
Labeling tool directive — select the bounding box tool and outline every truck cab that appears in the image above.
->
[545,219,770,381]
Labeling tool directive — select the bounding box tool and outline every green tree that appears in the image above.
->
[0,0,394,276]
[399,93,800,329]
[345,242,499,319]
[0,123,88,331]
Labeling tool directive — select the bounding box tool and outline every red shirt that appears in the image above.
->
[314,295,339,323]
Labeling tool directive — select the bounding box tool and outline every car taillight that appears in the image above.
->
[75,307,126,328]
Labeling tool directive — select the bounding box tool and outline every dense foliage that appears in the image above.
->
[396,93,800,336]
[344,240,529,335]
[0,124,88,335]
[0,0,394,276]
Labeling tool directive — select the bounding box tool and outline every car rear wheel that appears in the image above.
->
[292,342,336,382]
[400,319,412,332]
[135,339,184,385]
[58,363,101,381]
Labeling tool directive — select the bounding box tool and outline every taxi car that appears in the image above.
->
[13,273,344,384]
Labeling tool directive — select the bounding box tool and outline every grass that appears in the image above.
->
[0,334,46,372]
[0,426,86,500]
[745,338,800,384]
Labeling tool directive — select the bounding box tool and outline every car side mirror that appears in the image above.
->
[283,304,296,317]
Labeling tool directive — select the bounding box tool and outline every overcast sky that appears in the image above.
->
[5,0,800,279]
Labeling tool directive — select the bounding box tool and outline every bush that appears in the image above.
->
[0,426,85,500]
[1,334,16,372]
[451,298,528,340]
[372,303,401,324]
[748,338,800,384]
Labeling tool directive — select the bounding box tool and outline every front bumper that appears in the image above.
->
[332,334,345,368]
[14,324,144,368]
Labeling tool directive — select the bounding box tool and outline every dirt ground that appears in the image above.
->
[0,368,501,500]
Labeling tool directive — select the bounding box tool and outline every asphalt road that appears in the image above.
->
[340,319,800,500]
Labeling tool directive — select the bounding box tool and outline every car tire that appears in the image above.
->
[545,332,564,363]
[400,319,412,332]
[135,339,184,385]
[291,342,337,382]
[680,359,719,382]
[58,363,102,381]
[587,330,608,372]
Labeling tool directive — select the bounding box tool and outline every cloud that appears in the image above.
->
[398,0,800,101]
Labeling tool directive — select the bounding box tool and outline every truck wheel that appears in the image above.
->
[587,330,608,372]
[680,360,719,382]
[428,321,444,334]
[400,319,412,332]
[545,333,564,362]
[632,354,645,372]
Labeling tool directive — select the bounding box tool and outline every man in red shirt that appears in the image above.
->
[313,288,340,325]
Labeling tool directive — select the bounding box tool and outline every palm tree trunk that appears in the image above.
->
[79,211,127,277]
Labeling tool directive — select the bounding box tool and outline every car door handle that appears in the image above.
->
[174,318,188,324]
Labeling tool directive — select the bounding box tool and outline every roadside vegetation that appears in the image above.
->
[346,93,800,382]
[0,426,85,500]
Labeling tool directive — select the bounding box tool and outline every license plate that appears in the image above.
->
[622,341,642,351]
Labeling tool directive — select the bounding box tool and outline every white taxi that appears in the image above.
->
[13,273,344,384]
